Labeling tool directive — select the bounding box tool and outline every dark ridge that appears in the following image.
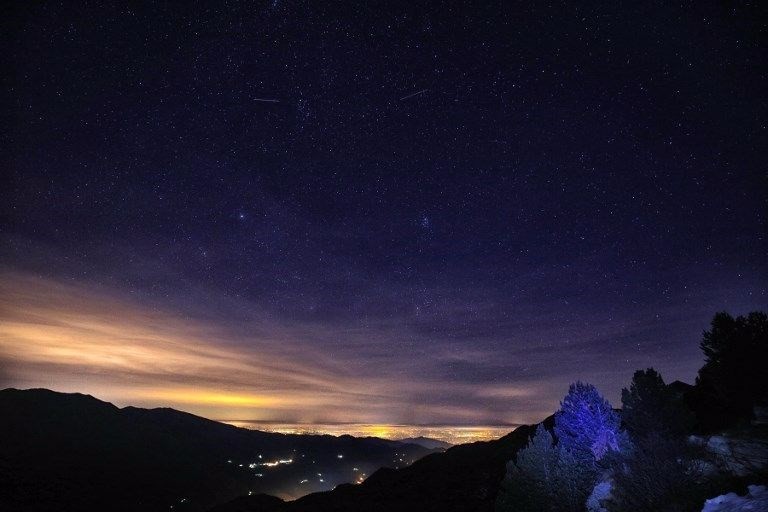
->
[210,416,555,512]
[396,436,453,449]
[0,388,435,512]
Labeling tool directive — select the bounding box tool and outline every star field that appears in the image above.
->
[1,1,766,426]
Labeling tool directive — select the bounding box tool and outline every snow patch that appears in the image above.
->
[701,485,768,512]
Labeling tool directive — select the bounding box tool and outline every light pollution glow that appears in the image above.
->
[223,421,514,445]
[0,271,541,442]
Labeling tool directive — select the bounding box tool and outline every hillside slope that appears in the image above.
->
[210,418,549,512]
[0,388,433,512]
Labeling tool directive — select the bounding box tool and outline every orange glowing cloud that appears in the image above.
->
[0,271,548,429]
[0,272,366,418]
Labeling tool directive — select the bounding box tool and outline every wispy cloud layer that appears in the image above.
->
[0,271,550,425]
[1,264,756,428]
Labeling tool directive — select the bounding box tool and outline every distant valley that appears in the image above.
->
[0,388,441,512]
[221,420,512,445]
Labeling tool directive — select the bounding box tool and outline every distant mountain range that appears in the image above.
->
[0,388,439,512]
[396,436,453,450]
[210,420,543,512]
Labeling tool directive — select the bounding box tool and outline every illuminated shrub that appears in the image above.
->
[497,383,624,512]
[554,381,624,466]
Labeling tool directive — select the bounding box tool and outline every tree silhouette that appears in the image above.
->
[621,368,693,438]
[496,425,558,512]
[694,311,767,429]
[496,424,593,512]
[610,369,702,512]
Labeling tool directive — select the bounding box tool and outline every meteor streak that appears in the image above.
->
[399,89,428,101]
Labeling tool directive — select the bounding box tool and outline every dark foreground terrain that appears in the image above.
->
[209,419,543,512]
[0,388,436,512]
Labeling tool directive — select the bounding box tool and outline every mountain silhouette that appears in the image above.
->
[209,419,546,512]
[396,436,453,450]
[0,388,435,512]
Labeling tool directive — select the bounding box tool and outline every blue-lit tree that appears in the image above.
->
[497,382,625,512]
[554,381,624,466]
[553,382,624,509]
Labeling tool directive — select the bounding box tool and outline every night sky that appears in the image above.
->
[1,2,766,431]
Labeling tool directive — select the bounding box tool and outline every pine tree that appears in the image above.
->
[496,425,558,512]
[554,381,622,465]
[498,383,625,512]
[621,368,692,438]
[610,369,703,512]
[695,311,768,428]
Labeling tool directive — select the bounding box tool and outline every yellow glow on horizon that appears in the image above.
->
[137,388,283,407]
[363,425,395,439]
[0,272,351,418]
[222,420,517,444]
[0,271,548,428]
